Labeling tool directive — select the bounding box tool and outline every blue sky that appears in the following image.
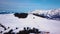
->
[0,0,60,12]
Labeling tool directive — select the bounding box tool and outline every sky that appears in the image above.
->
[0,0,60,13]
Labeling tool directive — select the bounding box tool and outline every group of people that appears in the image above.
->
[0,24,49,34]
[0,23,41,34]
[3,27,41,34]
[17,27,41,34]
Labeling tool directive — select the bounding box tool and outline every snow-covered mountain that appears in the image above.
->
[31,8,60,20]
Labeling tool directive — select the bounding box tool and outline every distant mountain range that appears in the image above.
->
[0,11,14,14]
[0,8,60,20]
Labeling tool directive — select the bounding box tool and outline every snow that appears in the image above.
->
[0,13,60,34]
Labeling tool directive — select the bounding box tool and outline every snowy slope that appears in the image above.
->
[0,13,60,34]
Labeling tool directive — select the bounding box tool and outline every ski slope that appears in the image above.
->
[0,13,60,34]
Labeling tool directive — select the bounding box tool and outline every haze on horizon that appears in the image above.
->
[0,0,60,12]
